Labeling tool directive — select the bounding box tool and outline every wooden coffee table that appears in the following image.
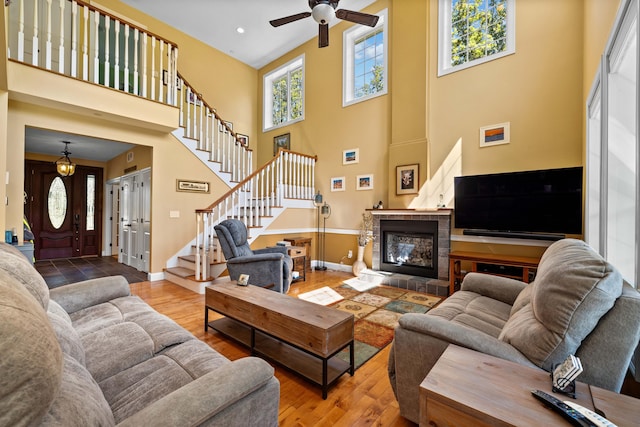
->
[204,282,355,398]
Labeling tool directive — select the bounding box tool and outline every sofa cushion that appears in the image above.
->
[0,242,49,309]
[499,239,623,370]
[69,302,125,336]
[0,269,63,426]
[427,291,512,338]
[82,322,155,382]
[41,354,115,427]
[48,305,86,366]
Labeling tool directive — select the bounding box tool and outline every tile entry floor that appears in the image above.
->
[35,256,148,289]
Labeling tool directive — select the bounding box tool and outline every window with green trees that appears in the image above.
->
[438,0,515,76]
[264,56,304,131]
[343,8,387,107]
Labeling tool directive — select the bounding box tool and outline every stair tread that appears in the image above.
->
[165,266,195,278]
[179,254,225,266]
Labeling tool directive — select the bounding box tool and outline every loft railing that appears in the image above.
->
[6,0,179,105]
[194,149,317,281]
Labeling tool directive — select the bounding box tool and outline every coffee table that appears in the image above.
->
[204,282,355,398]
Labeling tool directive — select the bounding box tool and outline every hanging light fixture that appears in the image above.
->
[55,141,76,177]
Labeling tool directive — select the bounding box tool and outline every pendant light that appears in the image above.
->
[55,141,76,177]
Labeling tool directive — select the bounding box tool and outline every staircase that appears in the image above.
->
[164,76,318,293]
[5,0,318,293]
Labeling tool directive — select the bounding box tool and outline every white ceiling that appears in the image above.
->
[119,0,377,69]
[24,0,376,161]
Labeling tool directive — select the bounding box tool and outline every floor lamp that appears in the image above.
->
[318,202,331,270]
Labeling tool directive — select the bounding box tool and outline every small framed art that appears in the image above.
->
[176,179,210,193]
[480,122,510,147]
[237,134,249,146]
[356,174,373,190]
[396,164,419,195]
[273,133,290,155]
[342,148,359,165]
[219,120,233,133]
[331,177,345,192]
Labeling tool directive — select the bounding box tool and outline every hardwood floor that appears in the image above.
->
[129,270,416,427]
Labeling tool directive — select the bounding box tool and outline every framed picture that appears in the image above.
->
[237,274,249,286]
[219,120,233,133]
[176,179,210,193]
[187,91,202,106]
[396,164,419,195]
[237,134,249,146]
[356,174,374,191]
[480,122,510,147]
[331,176,345,192]
[273,133,290,156]
[343,148,359,165]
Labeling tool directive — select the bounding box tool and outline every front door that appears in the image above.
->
[25,160,103,260]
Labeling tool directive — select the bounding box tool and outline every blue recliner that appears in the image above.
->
[214,219,293,293]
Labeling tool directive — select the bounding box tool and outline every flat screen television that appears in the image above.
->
[454,166,583,239]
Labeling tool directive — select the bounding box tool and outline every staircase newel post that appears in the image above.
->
[195,212,202,280]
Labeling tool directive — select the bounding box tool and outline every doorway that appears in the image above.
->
[25,160,103,260]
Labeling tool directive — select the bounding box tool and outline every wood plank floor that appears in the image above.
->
[129,270,415,427]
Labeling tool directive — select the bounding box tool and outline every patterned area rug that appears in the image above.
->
[308,282,443,370]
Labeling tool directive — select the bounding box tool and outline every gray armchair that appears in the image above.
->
[214,219,293,293]
[388,239,640,423]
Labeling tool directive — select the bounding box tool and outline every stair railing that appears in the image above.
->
[6,0,179,106]
[177,73,252,183]
[194,149,317,280]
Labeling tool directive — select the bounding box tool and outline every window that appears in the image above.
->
[438,0,515,76]
[343,9,387,107]
[263,55,304,131]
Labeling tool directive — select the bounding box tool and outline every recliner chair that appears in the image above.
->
[214,219,293,293]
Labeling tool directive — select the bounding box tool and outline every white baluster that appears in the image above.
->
[58,0,65,73]
[32,0,39,66]
[150,36,156,100]
[82,4,88,80]
[141,35,147,97]
[93,11,100,83]
[18,0,25,62]
[114,20,120,90]
[45,0,52,69]
[123,25,129,93]
[71,1,78,77]
[133,29,139,95]
[104,16,110,86]
[172,48,179,106]
[158,40,164,102]
[166,44,172,103]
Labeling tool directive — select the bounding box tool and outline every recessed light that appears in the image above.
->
[236,27,245,34]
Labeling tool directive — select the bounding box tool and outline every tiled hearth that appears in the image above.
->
[369,209,452,296]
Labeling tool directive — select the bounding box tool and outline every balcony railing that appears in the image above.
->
[6,0,178,106]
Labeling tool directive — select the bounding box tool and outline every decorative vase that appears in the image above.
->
[352,246,367,277]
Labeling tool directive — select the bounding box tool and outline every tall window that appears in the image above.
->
[438,0,515,76]
[343,9,387,107]
[263,55,304,131]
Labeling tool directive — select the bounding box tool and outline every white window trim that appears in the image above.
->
[438,0,516,77]
[263,54,305,132]
[343,8,388,107]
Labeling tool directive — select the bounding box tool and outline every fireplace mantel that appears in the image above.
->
[370,209,451,281]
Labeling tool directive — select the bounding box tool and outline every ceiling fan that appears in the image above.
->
[269,0,379,48]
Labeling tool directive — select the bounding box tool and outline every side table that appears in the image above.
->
[420,345,637,426]
[284,236,312,273]
[287,245,306,282]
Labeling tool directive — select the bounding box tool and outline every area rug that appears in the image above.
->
[299,282,443,370]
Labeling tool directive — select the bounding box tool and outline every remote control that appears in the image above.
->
[564,400,617,427]
[530,390,597,427]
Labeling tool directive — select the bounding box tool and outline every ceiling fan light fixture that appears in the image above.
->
[312,3,335,25]
[55,141,76,177]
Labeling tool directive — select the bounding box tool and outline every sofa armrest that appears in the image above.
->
[460,272,527,305]
[398,313,536,367]
[50,276,131,314]
[227,253,284,265]
[116,357,278,427]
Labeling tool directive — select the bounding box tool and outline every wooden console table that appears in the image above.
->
[420,345,639,426]
[449,251,541,295]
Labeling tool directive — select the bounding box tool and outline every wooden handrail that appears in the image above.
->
[197,148,317,213]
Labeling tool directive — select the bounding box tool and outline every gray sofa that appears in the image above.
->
[0,242,280,426]
[388,238,640,423]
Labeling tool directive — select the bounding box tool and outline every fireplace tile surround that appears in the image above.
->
[369,209,451,295]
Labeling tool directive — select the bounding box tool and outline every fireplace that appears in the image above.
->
[380,220,438,277]
[371,210,451,281]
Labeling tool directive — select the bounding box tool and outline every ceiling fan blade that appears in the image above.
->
[269,12,312,27]
[335,9,379,27]
[319,24,329,48]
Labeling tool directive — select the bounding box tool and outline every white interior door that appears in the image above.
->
[118,169,150,272]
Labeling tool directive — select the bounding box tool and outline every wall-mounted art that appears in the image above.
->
[396,164,419,195]
[480,122,510,147]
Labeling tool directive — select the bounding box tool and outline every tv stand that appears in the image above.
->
[463,229,565,241]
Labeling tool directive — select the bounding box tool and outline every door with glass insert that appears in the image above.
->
[25,160,103,260]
